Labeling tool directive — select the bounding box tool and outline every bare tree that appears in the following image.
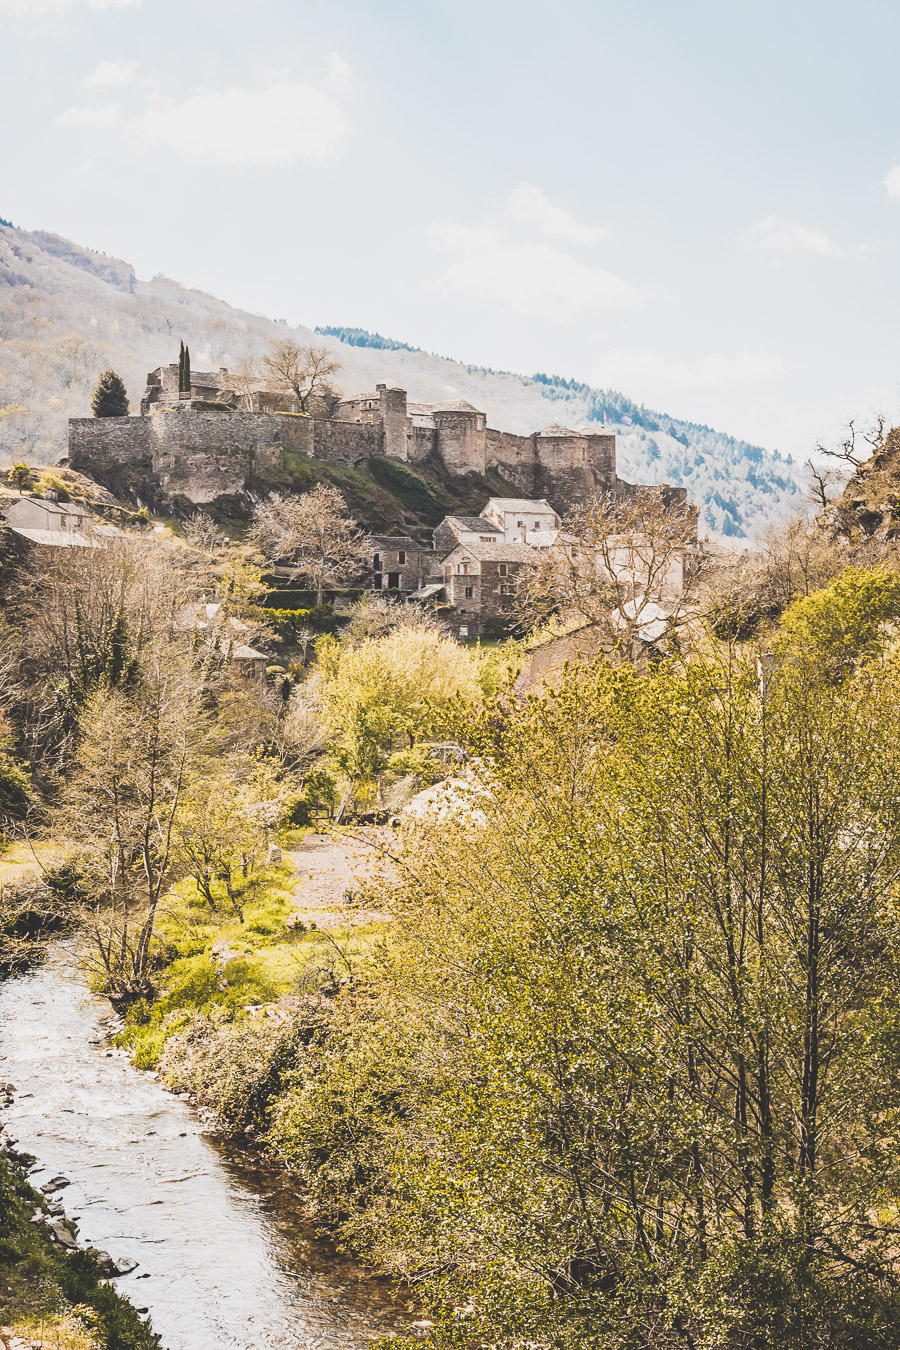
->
[218,356,262,411]
[519,489,699,651]
[261,341,341,415]
[251,485,368,605]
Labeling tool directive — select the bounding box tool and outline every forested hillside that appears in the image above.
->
[0,222,803,536]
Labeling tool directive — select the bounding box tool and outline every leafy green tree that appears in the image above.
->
[90,368,129,418]
[778,564,900,668]
[273,645,900,1348]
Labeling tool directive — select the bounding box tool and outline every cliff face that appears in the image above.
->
[831,428,900,537]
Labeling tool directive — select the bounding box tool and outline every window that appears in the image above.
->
[398,550,406,565]
[475,417,484,430]
[373,553,381,568]
[499,563,508,577]
[480,535,493,542]
[374,573,382,589]
[388,572,400,589]
[464,586,473,599]
[499,584,514,596]
[581,448,586,461]
[517,520,523,529]
[461,563,469,575]
[459,625,469,638]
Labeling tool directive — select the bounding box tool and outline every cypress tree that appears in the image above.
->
[183,344,191,396]
[178,340,185,393]
[90,368,129,418]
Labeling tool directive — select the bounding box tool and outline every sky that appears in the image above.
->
[3,0,900,457]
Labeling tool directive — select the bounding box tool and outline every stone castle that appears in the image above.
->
[66,359,684,517]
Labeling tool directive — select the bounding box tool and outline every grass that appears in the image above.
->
[115,847,381,1070]
[0,1157,157,1349]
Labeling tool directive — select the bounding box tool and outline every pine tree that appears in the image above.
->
[90,369,129,418]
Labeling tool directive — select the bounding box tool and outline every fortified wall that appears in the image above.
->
[68,362,683,517]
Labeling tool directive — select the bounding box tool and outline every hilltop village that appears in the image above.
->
[48,356,692,638]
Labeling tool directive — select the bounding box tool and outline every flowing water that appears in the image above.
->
[0,948,405,1349]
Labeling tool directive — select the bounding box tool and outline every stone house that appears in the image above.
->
[431,514,504,554]
[4,496,90,534]
[367,536,433,592]
[481,497,560,542]
[440,541,535,638]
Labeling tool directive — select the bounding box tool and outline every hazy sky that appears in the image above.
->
[3,0,900,455]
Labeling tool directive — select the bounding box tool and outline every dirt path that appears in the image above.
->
[283,829,390,931]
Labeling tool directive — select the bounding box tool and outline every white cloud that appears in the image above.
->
[55,80,348,166]
[0,0,139,10]
[593,348,785,398]
[327,52,351,87]
[55,103,121,129]
[737,213,843,258]
[505,183,608,244]
[84,59,138,88]
[884,165,900,200]
[429,223,644,322]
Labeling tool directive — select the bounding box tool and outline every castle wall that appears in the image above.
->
[311,418,382,466]
[378,386,408,461]
[68,416,155,474]
[150,410,286,501]
[407,424,437,462]
[434,411,487,474]
[486,429,538,495]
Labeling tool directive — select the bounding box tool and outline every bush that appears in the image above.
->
[33,471,71,501]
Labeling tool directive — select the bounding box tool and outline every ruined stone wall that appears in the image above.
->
[68,416,155,474]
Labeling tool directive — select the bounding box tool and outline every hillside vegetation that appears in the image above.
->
[0,223,802,536]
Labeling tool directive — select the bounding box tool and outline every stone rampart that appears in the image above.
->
[68,416,155,473]
[311,418,382,467]
[486,428,538,495]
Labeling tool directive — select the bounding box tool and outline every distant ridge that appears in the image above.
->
[315,326,420,353]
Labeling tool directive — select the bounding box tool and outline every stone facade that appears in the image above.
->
[440,541,535,639]
[367,536,433,592]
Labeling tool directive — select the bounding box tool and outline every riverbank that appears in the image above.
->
[0,1149,158,1350]
[0,949,405,1350]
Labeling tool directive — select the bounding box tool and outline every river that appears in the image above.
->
[0,947,405,1349]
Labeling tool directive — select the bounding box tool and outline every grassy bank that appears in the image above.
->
[0,1156,158,1349]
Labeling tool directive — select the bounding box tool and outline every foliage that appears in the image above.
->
[33,470,71,500]
[777,564,900,668]
[266,641,900,1348]
[367,456,444,518]
[313,625,482,802]
[8,462,31,489]
[90,368,128,418]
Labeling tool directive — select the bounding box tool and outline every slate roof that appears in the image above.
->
[442,516,503,533]
[539,424,580,437]
[445,542,536,564]
[484,497,557,515]
[8,527,96,548]
[368,535,423,550]
[429,399,484,415]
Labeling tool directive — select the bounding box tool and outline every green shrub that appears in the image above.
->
[33,471,71,501]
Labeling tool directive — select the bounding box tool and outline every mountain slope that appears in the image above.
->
[0,223,803,536]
